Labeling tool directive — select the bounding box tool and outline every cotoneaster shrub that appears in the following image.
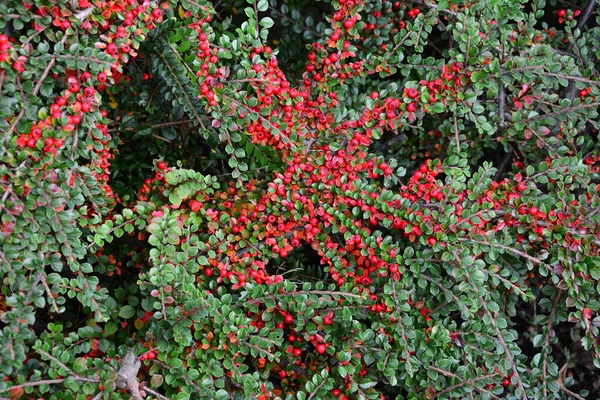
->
[1,0,599,399]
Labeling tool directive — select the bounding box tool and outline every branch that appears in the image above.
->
[155,52,207,131]
[498,81,506,126]
[461,238,543,265]
[108,119,196,133]
[37,349,99,384]
[0,349,101,393]
[403,0,457,17]
[4,34,68,142]
[74,7,94,21]
[143,386,171,400]
[574,0,597,33]
[428,366,499,398]
[116,350,143,400]
[560,385,587,400]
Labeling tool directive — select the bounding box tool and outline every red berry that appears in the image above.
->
[293,348,302,357]
[12,61,25,73]
[407,88,419,99]
[343,19,354,30]
[157,161,167,170]
[284,314,294,324]
[529,206,538,216]
[316,344,327,354]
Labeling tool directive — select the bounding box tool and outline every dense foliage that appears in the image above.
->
[1,0,599,399]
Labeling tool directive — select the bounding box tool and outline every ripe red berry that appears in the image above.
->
[12,61,25,73]
[529,206,538,216]
[343,19,354,30]
[284,314,294,324]
[157,161,167,170]
[152,8,163,18]
[407,88,419,99]
[293,348,302,357]
[502,378,510,387]
[316,344,327,354]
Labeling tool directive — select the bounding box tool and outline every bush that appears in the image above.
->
[1,0,599,399]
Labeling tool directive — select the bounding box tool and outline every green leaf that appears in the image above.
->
[257,0,268,12]
[119,305,136,319]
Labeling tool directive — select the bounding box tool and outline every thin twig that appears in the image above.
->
[143,386,171,400]
[461,238,543,265]
[498,81,506,126]
[37,349,98,383]
[402,0,458,17]
[559,385,587,400]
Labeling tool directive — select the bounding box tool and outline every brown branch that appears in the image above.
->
[307,377,327,400]
[428,366,498,398]
[498,81,506,126]
[116,349,147,400]
[459,262,528,399]
[37,349,99,384]
[560,385,587,400]
[0,378,70,392]
[143,386,171,400]
[574,0,597,33]
[403,0,457,16]
[514,102,600,124]
[0,348,101,392]
[542,291,563,398]
[433,373,499,399]
[461,238,543,265]
[155,52,207,131]
[243,290,363,307]
[40,273,61,313]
